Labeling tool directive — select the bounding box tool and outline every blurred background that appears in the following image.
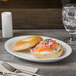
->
[0,0,74,29]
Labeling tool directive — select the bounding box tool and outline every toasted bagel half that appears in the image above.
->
[30,45,63,59]
[12,36,43,51]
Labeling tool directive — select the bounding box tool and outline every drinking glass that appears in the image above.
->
[62,4,76,45]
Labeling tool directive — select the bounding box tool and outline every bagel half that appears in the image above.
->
[12,36,43,51]
[30,45,63,59]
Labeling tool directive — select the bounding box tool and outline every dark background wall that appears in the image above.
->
[0,0,62,8]
[0,0,71,29]
[71,0,76,3]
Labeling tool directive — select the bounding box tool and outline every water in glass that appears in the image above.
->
[62,5,76,34]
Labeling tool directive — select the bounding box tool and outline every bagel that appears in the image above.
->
[30,45,63,59]
[12,36,43,51]
[30,39,63,59]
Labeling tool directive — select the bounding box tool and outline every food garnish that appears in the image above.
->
[32,39,60,53]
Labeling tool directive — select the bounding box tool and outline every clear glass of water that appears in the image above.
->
[62,4,76,45]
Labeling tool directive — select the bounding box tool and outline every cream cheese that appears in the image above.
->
[22,38,32,42]
[35,45,61,54]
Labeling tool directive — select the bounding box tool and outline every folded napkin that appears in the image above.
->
[0,61,38,76]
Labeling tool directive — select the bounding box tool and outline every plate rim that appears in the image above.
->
[5,35,72,62]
